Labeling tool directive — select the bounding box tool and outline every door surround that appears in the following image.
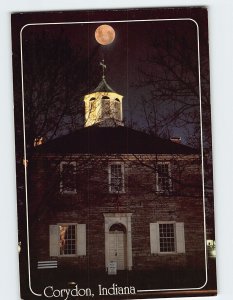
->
[103,213,132,271]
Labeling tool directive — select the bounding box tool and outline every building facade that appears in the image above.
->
[28,71,206,287]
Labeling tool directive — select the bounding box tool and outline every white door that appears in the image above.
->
[109,231,126,270]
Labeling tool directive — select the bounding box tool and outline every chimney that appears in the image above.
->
[170,137,181,144]
[34,137,44,147]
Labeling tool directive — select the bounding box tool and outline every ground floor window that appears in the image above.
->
[49,223,86,256]
[150,222,185,254]
[59,224,76,255]
[159,223,175,252]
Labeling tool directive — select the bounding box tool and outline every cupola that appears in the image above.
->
[84,60,123,127]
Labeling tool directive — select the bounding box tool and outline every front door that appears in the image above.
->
[109,230,126,270]
[104,214,133,271]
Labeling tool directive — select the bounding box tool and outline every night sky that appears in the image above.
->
[12,8,209,146]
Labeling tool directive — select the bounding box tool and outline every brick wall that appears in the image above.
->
[29,153,205,272]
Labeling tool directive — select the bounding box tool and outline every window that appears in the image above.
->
[59,225,76,255]
[109,163,125,193]
[113,99,121,120]
[102,97,110,118]
[60,162,76,193]
[159,223,175,252]
[49,224,86,257]
[89,98,97,114]
[150,222,185,254]
[89,101,97,123]
[156,163,172,192]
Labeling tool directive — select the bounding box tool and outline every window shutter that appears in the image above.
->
[150,223,159,254]
[176,222,185,253]
[49,225,59,256]
[77,224,86,256]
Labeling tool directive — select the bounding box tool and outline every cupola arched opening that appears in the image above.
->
[102,96,110,100]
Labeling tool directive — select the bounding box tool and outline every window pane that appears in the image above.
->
[159,223,175,252]
[59,225,76,255]
[157,164,170,192]
[110,164,124,192]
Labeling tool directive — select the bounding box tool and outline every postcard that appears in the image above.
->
[11,7,217,299]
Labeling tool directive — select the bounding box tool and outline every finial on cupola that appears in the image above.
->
[100,59,106,80]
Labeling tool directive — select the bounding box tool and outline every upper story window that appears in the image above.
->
[156,162,172,193]
[60,161,76,193]
[109,163,125,193]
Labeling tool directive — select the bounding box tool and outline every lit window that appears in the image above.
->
[89,98,97,122]
[156,163,171,192]
[113,99,121,120]
[60,162,76,193]
[49,224,86,257]
[90,98,96,111]
[109,163,125,193]
[159,223,175,252]
[59,225,76,255]
[102,97,110,117]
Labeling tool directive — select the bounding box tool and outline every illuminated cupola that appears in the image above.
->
[84,60,123,127]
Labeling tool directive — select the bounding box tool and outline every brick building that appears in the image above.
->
[28,69,206,288]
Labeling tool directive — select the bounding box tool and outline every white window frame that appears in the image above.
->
[108,162,125,193]
[158,221,176,254]
[156,162,172,193]
[49,223,86,257]
[60,161,77,194]
[150,221,185,255]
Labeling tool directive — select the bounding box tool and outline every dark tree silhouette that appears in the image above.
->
[134,26,211,150]
[22,31,89,149]
[133,25,214,232]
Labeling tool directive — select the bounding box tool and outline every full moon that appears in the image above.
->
[95,24,115,45]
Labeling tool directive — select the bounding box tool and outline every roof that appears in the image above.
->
[93,78,115,93]
[36,126,198,155]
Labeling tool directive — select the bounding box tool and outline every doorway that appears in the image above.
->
[109,223,126,270]
[104,213,132,271]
